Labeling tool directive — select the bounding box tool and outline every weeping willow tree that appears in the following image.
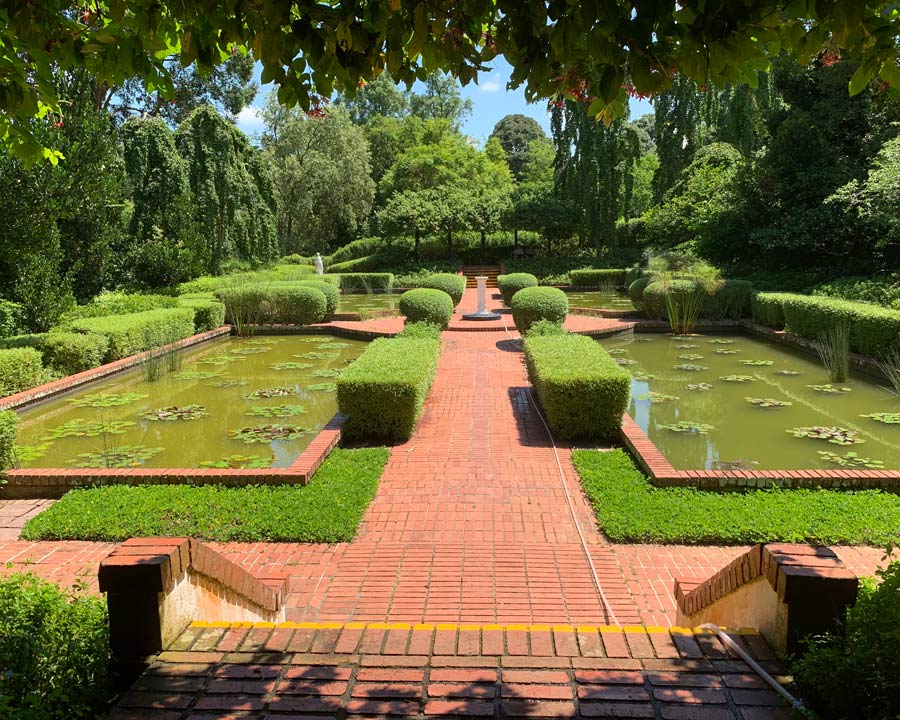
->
[551,98,641,257]
[652,76,704,202]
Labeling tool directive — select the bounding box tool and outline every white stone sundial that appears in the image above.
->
[462,276,501,320]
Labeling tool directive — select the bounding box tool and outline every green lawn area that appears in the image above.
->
[574,448,900,546]
[21,447,389,543]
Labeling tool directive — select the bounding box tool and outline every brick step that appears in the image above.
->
[460,266,501,288]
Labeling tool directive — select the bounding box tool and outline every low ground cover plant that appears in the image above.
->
[524,333,629,440]
[574,448,900,545]
[0,572,109,719]
[22,447,389,542]
[398,288,454,328]
[338,335,440,441]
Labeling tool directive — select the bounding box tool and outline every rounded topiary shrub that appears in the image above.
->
[421,273,465,305]
[498,273,538,305]
[511,286,569,335]
[641,280,702,320]
[628,276,651,311]
[268,286,328,325]
[299,280,340,316]
[399,289,454,329]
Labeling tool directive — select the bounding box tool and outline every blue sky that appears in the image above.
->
[236,57,653,144]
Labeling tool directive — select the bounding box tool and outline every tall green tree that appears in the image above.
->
[489,114,547,179]
[337,71,409,125]
[652,76,703,202]
[409,74,473,130]
[175,105,278,272]
[262,101,375,254]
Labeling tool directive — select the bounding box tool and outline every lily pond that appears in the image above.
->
[565,290,634,311]
[336,292,400,315]
[13,335,367,470]
[599,333,900,471]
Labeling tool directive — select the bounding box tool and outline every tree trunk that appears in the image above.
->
[414,228,421,261]
[514,228,519,248]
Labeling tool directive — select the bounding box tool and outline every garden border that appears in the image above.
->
[0,322,399,499]
[615,322,900,489]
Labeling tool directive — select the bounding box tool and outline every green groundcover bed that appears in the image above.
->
[574,449,900,546]
[21,447,389,543]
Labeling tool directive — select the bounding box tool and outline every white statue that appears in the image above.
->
[314,252,324,275]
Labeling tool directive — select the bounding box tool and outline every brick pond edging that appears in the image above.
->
[619,413,900,490]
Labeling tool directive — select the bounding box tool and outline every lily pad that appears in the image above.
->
[670,335,697,341]
[745,397,792,408]
[714,349,739,355]
[607,348,628,356]
[246,338,284,345]
[660,421,714,434]
[68,392,148,408]
[295,351,339,360]
[713,459,759,471]
[675,344,699,349]
[687,383,714,391]
[175,370,222,381]
[307,382,337,392]
[47,419,135,439]
[636,337,655,343]
[317,342,351,349]
[678,354,704,360]
[637,392,680,403]
[196,355,238,366]
[788,426,863,446]
[741,359,774,366]
[807,384,852,394]
[71,445,162,468]
[230,424,307,443]
[818,451,884,469]
[142,405,208,421]
[199,454,273,469]
[708,339,735,345]
[209,379,249,388]
[860,412,900,424]
[720,375,755,383]
[244,387,294,399]
[13,443,52,463]
[229,347,270,355]
[247,404,307,418]
[271,362,314,370]
[312,368,343,378]
[615,358,638,366]
[775,370,803,376]
[673,364,707,371]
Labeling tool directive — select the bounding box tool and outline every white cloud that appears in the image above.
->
[480,80,501,93]
[236,105,265,136]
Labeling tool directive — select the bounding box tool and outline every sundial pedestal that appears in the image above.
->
[462,276,502,320]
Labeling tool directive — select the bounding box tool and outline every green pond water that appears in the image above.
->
[599,333,900,471]
[336,292,400,315]
[565,291,634,310]
[14,335,367,470]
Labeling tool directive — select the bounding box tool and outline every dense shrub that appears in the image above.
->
[511,286,569,334]
[0,409,16,472]
[69,308,195,361]
[420,273,465,305]
[66,291,179,320]
[266,286,328,325]
[177,298,226,332]
[0,300,24,338]
[781,294,900,357]
[498,272,538,304]
[641,280,700,320]
[177,275,220,295]
[570,269,626,287]
[812,273,900,310]
[298,281,340,316]
[702,280,754,320]
[338,273,394,292]
[731,270,819,292]
[526,319,569,337]
[642,280,753,321]
[750,292,794,329]
[0,334,47,352]
[793,561,900,720]
[0,347,45,397]
[338,336,440,441]
[503,258,615,286]
[281,254,315,265]
[399,289,454,329]
[524,334,630,440]
[628,276,651,310]
[42,332,109,375]
[391,262,460,288]
[0,572,109,719]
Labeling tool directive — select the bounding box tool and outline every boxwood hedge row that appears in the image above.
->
[498,273,538,305]
[524,333,630,441]
[0,347,46,398]
[69,308,196,361]
[569,269,625,287]
[338,336,440,441]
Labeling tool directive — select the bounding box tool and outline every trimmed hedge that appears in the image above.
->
[750,292,794,329]
[570,269,625,287]
[0,572,110,718]
[0,333,47,352]
[338,336,440,441]
[0,409,16,471]
[177,298,226,332]
[641,280,700,320]
[628,276,651,310]
[396,322,443,339]
[421,273,465,305]
[0,347,45,397]
[511,286,569,334]
[781,294,900,357]
[399,289,454,329]
[265,285,328,325]
[811,273,900,310]
[498,273,538,305]
[524,333,630,440]
[642,279,753,321]
[298,280,340,316]
[42,332,108,375]
[338,273,394,292]
[0,300,24,338]
[66,291,179,320]
[70,308,196,361]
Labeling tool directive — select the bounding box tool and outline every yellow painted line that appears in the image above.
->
[529,624,551,632]
[345,621,367,630]
[669,626,693,635]
[506,624,528,631]
[598,625,624,633]
[191,621,209,627]
[319,621,344,629]
[387,622,412,630]
[413,623,435,631]
[254,621,275,628]
[230,621,253,628]
[459,624,481,631]
[552,624,574,632]
[367,622,391,630]
[276,621,299,629]
[623,626,647,634]
[207,621,231,628]
[297,622,320,629]
[436,623,458,631]
[644,626,668,634]
[483,624,504,631]
[576,625,599,633]
[693,626,718,634]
